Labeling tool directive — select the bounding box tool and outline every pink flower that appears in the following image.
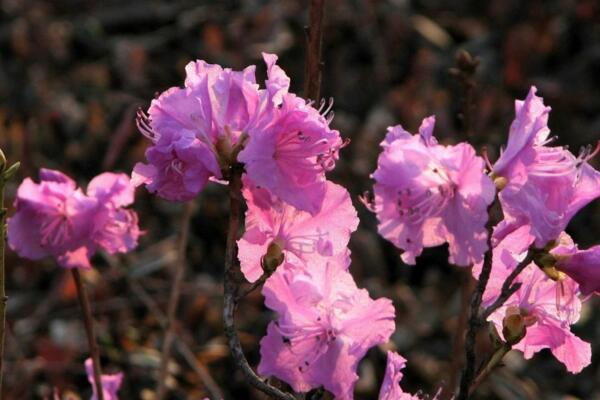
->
[371,116,495,266]
[133,57,260,201]
[550,233,600,296]
[493,86,600,247]
[85,358,123,400]
[238,55,343,214]
[379,351,434,400]
[478,226,591,373]
[8,169,140,269]
[237,175,359,282]
[87,173,141,254]
[258,254,396,399]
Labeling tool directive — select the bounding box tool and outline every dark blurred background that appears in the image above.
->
[1,0,599,399]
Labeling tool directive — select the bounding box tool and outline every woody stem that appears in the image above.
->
[222,165,295,400]
[71,268,104,400]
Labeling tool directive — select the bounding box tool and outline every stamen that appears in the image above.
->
[136,108,160,142]
[481,146,494,171]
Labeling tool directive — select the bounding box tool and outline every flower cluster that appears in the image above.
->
[370,116,495,266]
[7,46,600,398]
[369,86,600,374]
[475,226,591,373]
[132,54,396,398]
[133,53,343,213]
[8,169,140,269]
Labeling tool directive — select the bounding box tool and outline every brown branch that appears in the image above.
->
[449,50,479,140]
[458,245,535,400]
[480,251,534,321]
[441,272,474,399]
[223,166,295,400]
[71,269,104,400]
[156,201,195,400]
[468,342,511,396]
[456,225,494,400]
[235,272,270,302]
[304,0,325,103]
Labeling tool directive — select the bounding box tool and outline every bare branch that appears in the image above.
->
[304,0,325,103]
[223,166,296,400]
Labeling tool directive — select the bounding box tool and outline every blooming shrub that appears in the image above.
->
[5,46,600,400]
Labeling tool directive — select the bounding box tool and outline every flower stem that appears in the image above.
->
[304,0,325,103]
[469,342,512,396]
[156,200,195,400]
[223,165,295,400]
[71,268,104,400]
[456,226,494,400]
[0,170,7,396]
[480,251,534,321]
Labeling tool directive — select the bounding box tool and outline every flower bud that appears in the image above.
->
[541,265,566,282]
[0,148,6,173]
[502,308,527,345]
[261,241,285,274]
[493,176,508,191]
[2,162,20,180]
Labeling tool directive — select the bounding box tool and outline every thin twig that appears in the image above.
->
[468,342,512,395]
[449,50,479,140]
[304,0,325,103]
[235,272,270,302]
[156,201,195,400]
[441,272,474,399]
[125,277,224,400]
[456,224,494,400]
[71,269,104,400]
[223,166,296,400]
[0,160,7,395]
[480,251,534,321]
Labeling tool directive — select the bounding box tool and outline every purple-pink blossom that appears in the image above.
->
[131,57,257,201]
[258,254,396,399]
[477,225,591,373]
[237,175,359,282]
[493,86,600,247]
[238,92,343,214]
[549,233,600,297]
[371,116,495,266]
[8,169,140,269]
[85,358,123,400]
[379,351,435,400]
[133,53,343,213]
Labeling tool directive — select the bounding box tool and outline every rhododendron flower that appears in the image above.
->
[258,254,395,399]
[237,175,359,282]
[547,233,600,297]
[371,116,495,266]
[133,52,343,212]
[239,92,343,214]
[85,358,123,400]
[477,225,591,373]
[132,57,259,201]
[493,86,600,247]
[379,351,435,400]
[8,169,140,269]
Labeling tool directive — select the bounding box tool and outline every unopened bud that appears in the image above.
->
[493,176,508,191]
[0,149,6,172]
[2,162,20,180]
[261,241,285,274]
[502,310,527,345]
[542,265,566,282]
